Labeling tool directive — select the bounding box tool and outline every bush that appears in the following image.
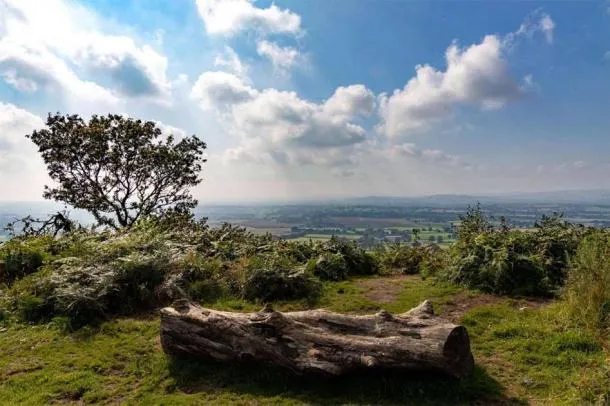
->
[306,253,348,281]
[243,268,321,302]
[441,207,587,297]
[321,237,378,276]
[374,243,447,276]
[562,231,610,332]
[188,279,227,303]
[45,252,170,327]
[0,246,44,284]
[16,294,53,323]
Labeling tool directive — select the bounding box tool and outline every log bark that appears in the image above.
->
[160,299,474,379]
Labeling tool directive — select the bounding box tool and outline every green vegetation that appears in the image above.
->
[0,222,381,328]
[562,230,610,332]
[0,275,607,405]
[439,205,589,297]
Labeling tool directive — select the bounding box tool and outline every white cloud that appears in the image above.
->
[75,35,171,99]
[191,71,258,110]
[0,103,47,198]
[539,15,555,44]
[573,160,586,169]
[389,143,463,167]
[191,71,374,167]
[196,0,302,36]
[377,12,556,139]
[155,121,188,140]
[256,40,300,72]
[1,68,38,92]
[0,0,172,102]
[378,35,523,138]
[507,10,555,46]
[323,84,376,120]
[214,46,248,78]
[0,40,119,104]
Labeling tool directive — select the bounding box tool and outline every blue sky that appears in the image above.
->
[1,0,609,202]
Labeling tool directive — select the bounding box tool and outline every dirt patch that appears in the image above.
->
[357,275,409,303]
[441,292,551,323]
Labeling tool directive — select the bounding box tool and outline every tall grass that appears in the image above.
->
[562,231,610,332]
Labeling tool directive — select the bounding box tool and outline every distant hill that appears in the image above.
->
[340,189,610,206]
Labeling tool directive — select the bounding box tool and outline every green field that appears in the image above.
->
[1,275,607,405]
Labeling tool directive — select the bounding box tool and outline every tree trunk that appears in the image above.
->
[160,300,474,379]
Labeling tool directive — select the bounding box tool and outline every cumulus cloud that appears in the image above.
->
[0,0,172,102]
[196,0,301,36]
[75,35,171,99]
[377,12,555,139]
[256,40,301,72]
[0,103,47,197]
[191,71,258,110]
[214,46,248,78]
[323,85,376,120]
[191,71,374,167]
[0,40,119,104]
[378,35,523,138]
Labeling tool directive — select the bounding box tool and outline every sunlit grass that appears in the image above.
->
[0,276,607,405]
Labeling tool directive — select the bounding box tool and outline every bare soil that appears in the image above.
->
[357,274,409,303]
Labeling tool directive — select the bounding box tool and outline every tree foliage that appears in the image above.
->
[27,114,206,229]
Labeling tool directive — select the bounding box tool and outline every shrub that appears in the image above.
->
[375,243,447,276]
[306,253,348,281]
[188,279,227,303]
[45,252,170,327]
[321,237,378,276]
[442,208,587,297]
[243,268,321,302]
[0,245,44,284]
[16,294,53,323]
[562,231,610,332]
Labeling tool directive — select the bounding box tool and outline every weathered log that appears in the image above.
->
[160,299,474,378]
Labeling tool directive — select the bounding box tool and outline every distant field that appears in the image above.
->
[329,217,413,227]
[288,233,360,242]
[247,227,291,236]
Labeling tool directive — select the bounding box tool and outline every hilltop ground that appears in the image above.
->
[1,275,607,405]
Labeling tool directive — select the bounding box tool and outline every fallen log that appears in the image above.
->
[160,299,474,378]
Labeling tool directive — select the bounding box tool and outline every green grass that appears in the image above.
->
[462,304,609,404]
[0,276,608,405]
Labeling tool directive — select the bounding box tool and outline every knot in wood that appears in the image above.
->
[376,309,393,321]
[172,299,191,314]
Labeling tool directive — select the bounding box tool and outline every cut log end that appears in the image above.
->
[443,325,475,378]
[160,300,475,379]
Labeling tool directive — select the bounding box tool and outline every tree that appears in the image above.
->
[456,202,493,243]
[27,113,206,229]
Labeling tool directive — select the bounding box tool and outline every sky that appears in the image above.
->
[1,0,610,203]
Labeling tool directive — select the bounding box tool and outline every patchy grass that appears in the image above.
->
[462,304,609,404]
[0,276,608,405]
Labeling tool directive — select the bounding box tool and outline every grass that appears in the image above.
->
[0,276,608,405]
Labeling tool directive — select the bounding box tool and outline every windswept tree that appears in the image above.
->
[27,114,206,229]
